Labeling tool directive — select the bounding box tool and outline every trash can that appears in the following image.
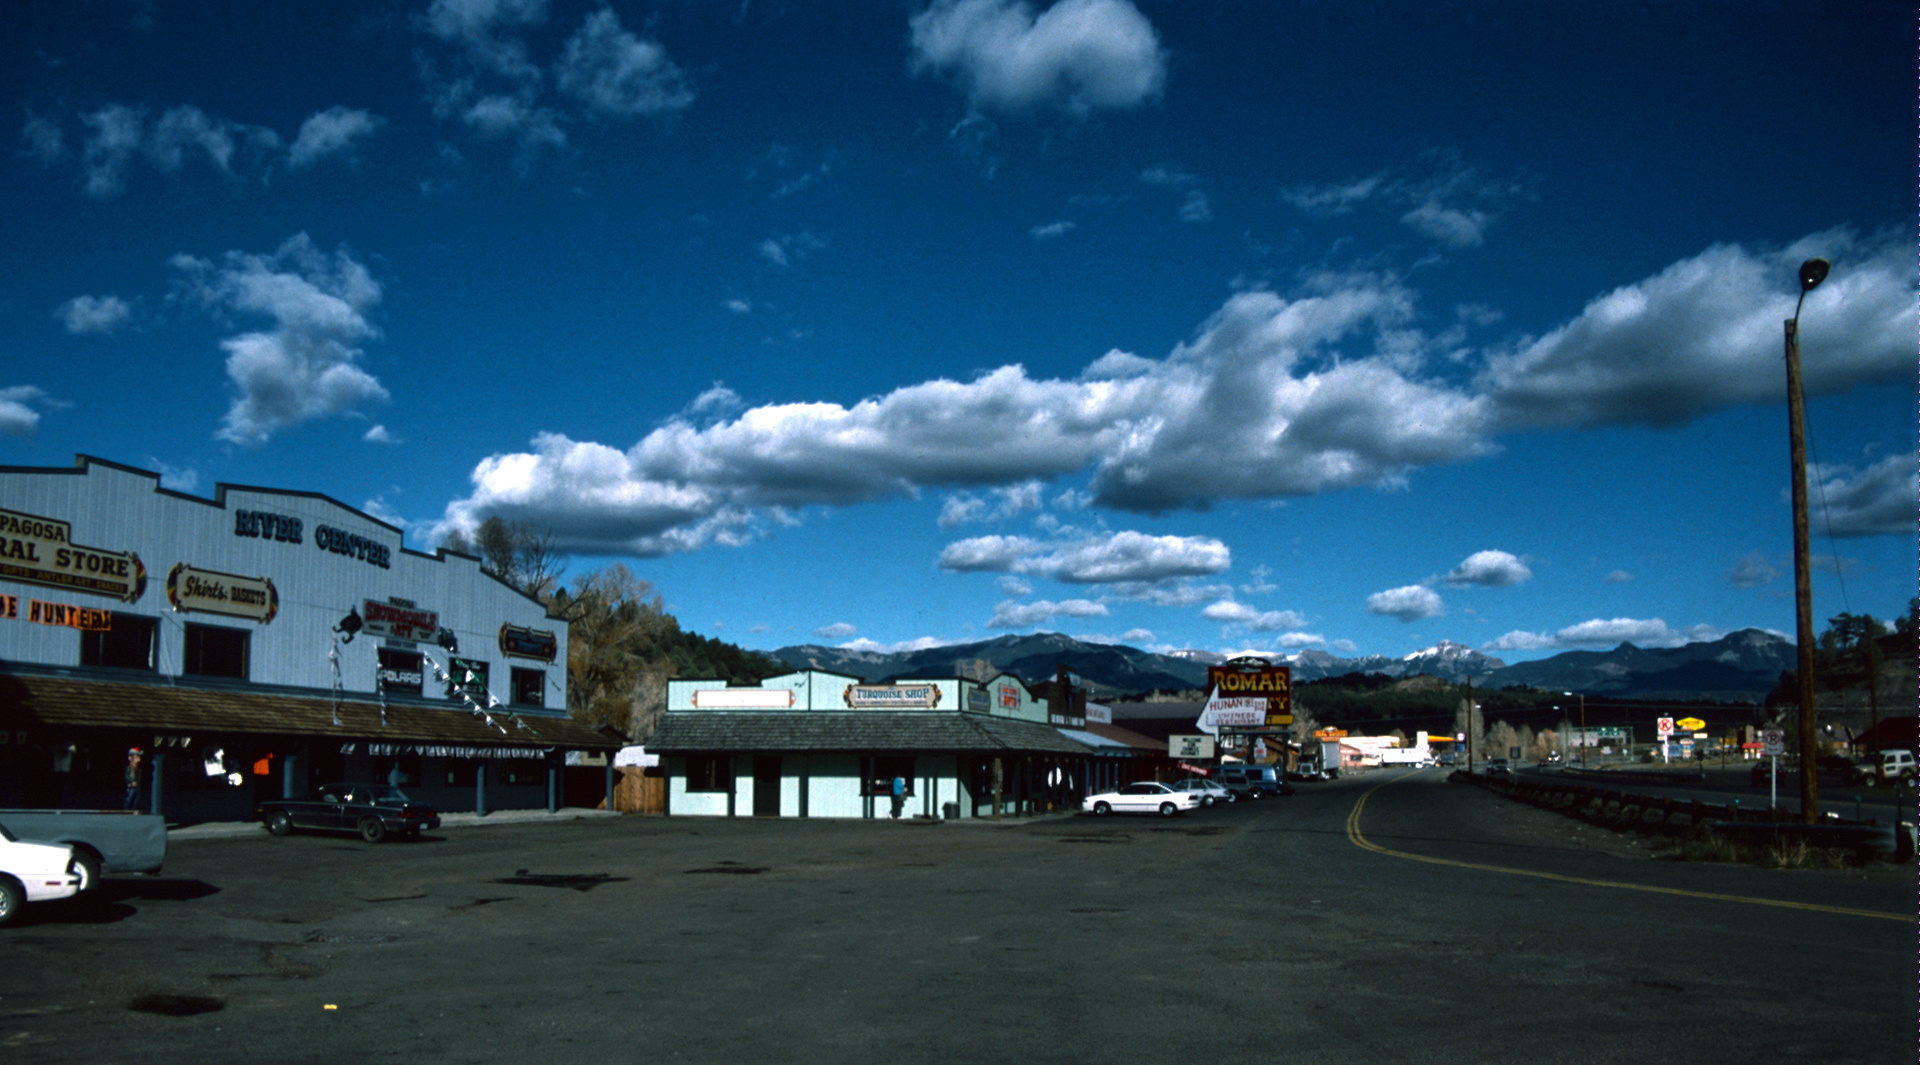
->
[942,801,959,821]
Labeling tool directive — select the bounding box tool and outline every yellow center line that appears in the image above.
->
[1344,776,1913,924]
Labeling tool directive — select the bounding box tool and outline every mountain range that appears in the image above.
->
[769,629,1799,703]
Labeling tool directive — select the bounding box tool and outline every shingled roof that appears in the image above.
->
[0,668,620,751]
[646,710,1094,754]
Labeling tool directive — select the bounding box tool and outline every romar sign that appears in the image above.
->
[0,506,146,603]
[1207,659,1292,724]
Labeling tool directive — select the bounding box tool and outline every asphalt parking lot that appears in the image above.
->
[3,773,1910,1065]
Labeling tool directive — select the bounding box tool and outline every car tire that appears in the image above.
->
[1092,801,1112,816]
[1199,795,1213,807]
[1225,792,1236,803]
[1158,802,1177,817]
[69,851,101,894]
[265,810,293,837]
[358,817,387,844]
[0,876,23,927]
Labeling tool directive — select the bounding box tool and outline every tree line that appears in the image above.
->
[443,518,783,741]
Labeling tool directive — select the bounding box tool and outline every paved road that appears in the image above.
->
[1517,764,1912,826]
[2,770,1909,1064]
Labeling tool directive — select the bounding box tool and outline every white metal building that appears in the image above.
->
[0,455,619,822]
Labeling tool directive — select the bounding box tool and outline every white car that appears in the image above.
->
[1170,777,1234,806]
[0,825,81,927]
[1083,782,1200,817]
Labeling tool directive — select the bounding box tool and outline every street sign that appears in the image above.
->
[1761,729,1784,757]
[1656,717,1675,737]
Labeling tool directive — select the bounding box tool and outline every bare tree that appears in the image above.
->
[449,516,566,599]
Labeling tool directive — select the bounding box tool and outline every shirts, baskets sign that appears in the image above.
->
[166,563,278,623]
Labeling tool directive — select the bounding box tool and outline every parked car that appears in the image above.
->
[256,784,442,843]
[1288,763,1326,782]
[1484,758,1514,782]
[1214,763,1293,798]
[1846,749,1917,784]
[1083,782,1199,817]
[1170,778,1233,806]
[0,824,81,927]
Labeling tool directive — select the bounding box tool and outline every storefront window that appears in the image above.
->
[511,668,544,707]
[861,756,915,797]
[686,755,732,793]
[80,613,157,670]
[183,623,249,679]
[377,648,423,696]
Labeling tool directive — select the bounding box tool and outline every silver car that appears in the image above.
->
[1170,777,1234,806]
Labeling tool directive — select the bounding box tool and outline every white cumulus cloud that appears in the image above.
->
[909,0,1166,115]
[988,597,1109,628]
[0,387,52,436]
[289,107,383,168]
[1483,618,1728,652]
[173,234,389,446]
[56,295,131,335]
[1481,227,1916,431]
[1810,452,1916,538]
[1366,585,1444,622]
[941,529,1230,584]
[1444,549,1532,587]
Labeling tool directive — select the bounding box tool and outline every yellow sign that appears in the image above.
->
[166,563,279,623]
[0,507,146,602]
[1676,717,1706,731]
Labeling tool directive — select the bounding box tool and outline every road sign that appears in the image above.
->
[1761,729,1784,757]
[1656,717,1675,737]
[1675,716,1706,731]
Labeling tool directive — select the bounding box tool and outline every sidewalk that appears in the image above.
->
[167,806,623,841]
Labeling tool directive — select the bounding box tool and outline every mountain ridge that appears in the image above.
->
[767,628,1796,702]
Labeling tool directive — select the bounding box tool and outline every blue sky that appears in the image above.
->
[4,0,1913,664]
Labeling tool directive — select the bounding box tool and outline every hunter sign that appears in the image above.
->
[0,506,146,603]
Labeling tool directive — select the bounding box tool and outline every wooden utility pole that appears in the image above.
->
[1784,257,1829,824]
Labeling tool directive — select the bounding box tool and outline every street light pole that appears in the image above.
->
[1785,256,1829,825]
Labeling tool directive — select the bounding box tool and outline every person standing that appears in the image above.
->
[890,774,906,819]
[123,748,145,811]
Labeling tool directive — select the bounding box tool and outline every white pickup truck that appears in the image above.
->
[0,809,166,891]
[0,825,81,926]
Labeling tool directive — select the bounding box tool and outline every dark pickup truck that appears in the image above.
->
[255,784,441,843]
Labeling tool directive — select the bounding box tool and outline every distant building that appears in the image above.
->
[648,670,1107,818]
[0,455,619,822]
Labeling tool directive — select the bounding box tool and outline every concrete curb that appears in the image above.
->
[167,806,624,841]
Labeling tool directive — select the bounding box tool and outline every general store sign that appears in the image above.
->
[844,683,942,709]
[0,506,146,602]
[166,563,278,623]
